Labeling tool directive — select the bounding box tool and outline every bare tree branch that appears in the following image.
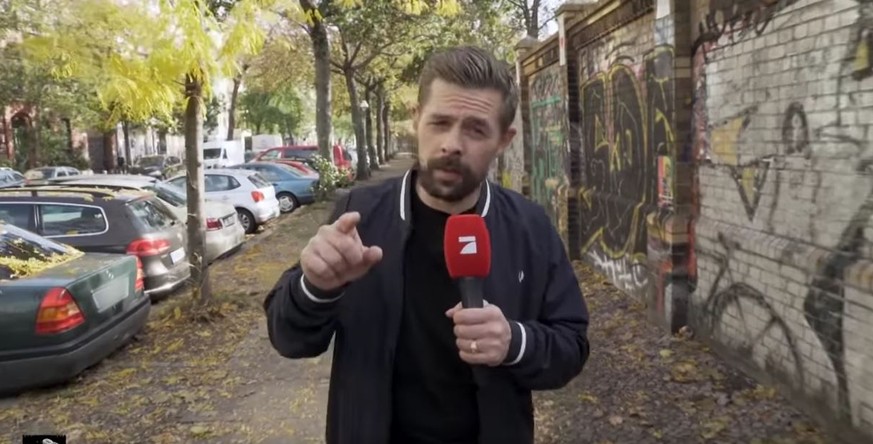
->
[348,40,363,66]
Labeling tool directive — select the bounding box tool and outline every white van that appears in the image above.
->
[203,140,245,169]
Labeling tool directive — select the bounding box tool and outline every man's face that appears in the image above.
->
[414,78,515,202]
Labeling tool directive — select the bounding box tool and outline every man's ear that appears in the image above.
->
[497,127,517,156]
[412,105,420,131]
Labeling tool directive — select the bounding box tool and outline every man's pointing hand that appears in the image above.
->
[301,211,383,292]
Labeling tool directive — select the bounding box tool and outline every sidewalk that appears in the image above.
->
[203,157,416,444]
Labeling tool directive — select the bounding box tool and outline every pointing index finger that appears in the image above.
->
[333,211,361,234]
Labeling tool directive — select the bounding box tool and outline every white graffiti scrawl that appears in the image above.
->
[587,249,650,293]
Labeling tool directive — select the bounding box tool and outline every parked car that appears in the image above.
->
[255,145,351,177]
[0,186,190,298]
[249,150,318,177]
[129,155,183,179]
[47,175,245,263]
[23,166,81,182]
[0,222,149,395]
[0,169,25,188]
[254,145,318,166]
[167,169,280,234]
[231,162,318,213]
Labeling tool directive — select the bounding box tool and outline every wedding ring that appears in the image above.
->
[470,340,479,354]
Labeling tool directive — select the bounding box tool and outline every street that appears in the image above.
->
[0,158,830,443]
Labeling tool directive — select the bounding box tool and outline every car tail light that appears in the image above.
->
[127,238,171,257]
[134,257,145,292]
[251,190,264,202]
[206,217,222,231]
[36,287,85,334]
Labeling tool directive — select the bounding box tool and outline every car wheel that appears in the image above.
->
[237,208,256,234]
[277,192,299,213]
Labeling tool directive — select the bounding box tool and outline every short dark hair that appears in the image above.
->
[417,46,519,132]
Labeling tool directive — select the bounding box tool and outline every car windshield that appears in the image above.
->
[24,168,50,180]
[248,173,272,189]
[138,156,165,167]
[274,164,303,178]
[152,182,187,207]
[0,223,82,281]
[288,149,316,159]
[166,180,187,197]
[204,148,222,159]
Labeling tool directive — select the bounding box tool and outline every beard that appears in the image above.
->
[415,155,485,202]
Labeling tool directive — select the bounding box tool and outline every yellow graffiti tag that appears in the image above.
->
[710,116,745,166]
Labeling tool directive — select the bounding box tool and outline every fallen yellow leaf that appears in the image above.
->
[579,392,599,404]
[659,349,673,358]
[190,425,210,437]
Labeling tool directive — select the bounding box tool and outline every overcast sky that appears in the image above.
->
[541,0,561,36]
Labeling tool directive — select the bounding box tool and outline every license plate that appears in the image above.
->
[170,248,186,264]
[92,277,130,312]
[222,215,236,226]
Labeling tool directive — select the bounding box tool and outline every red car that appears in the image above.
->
[255,145,353,179]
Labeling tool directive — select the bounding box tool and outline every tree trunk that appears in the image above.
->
[158,129,168,155]
[102,129,116,172]
[375,85,385,165]
[383,97,392,159]
[122,120,132,168]
[183,75,211,306]
[364,89,378,170]
[524,0,540,38]
[226,75,242,141]
[63,118,74,154]
[310,20,332,160]
[29,111,41,169]
[344,68,369,180]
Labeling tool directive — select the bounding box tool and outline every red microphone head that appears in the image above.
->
[444,214,491,279]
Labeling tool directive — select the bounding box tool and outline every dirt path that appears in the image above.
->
[532,264,828,444]
[195,158,417,444]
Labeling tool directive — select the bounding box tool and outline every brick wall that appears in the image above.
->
[515,0,873,438]
[573,7,659,295]
[529,61,571,243]
[691,0,873,436]
[489,105,525,192]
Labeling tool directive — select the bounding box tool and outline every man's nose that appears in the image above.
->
[440,126,463,155]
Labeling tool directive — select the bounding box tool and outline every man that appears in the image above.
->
[264,46,590,444]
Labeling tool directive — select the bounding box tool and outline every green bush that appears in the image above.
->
[310,154,349,201]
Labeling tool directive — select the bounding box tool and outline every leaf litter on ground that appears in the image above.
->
[0,202,334,442]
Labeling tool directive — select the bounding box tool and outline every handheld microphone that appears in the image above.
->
[444,214,491,309]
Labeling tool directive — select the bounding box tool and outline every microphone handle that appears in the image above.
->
[458,277,484,308]
[457,277,489,386]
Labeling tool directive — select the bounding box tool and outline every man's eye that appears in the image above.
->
[468,127,487,136]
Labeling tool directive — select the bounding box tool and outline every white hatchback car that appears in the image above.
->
[49,175,246,263]
[168,169,280,234]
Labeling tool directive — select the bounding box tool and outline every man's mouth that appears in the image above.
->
[434,168,461,180]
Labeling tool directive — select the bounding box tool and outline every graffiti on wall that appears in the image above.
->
[528,63,570,243]
[702,232,805,381]
[695,0,873,426]
[577,45,674,291]
[695,0,797,50]
[801,157,873,420]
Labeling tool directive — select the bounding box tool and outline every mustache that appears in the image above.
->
[426,156,465,172]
